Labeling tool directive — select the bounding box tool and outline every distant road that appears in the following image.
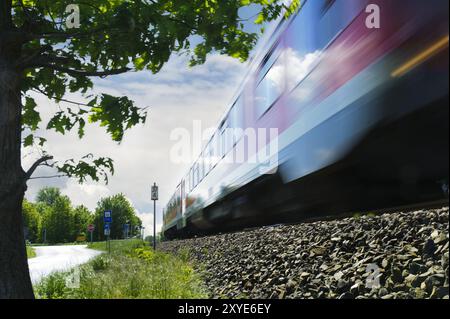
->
[28,245,102,284]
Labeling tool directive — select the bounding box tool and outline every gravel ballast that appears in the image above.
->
[159,207,449,299]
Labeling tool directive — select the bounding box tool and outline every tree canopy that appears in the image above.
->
[27,187,96,243]
[22,199,41,242]
[36,187,62,206]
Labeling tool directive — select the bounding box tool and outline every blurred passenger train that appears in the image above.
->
[163,0,449,239]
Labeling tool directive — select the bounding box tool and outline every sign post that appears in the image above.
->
[123,223,129,239]
[104,210,112,254]
[87,224,95,243]
[151,183,158,250]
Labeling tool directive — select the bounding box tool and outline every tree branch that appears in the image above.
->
[31,87,92,107]
[29,174,67,180]
[14,44,53,68]
[31,63,131,78]
[25,155,54,180]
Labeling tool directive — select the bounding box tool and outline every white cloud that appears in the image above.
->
[62,180,111,210]
[136,211,163,236]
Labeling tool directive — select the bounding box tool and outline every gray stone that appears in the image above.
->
[378,287,389,297]
[423,239,436,257]
[391,266,403,283]
[430,286,449,299]
[338,292,354,299]
[157,206,449,300]
[409,261,425,275]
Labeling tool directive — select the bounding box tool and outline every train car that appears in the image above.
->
[163,0,449,239]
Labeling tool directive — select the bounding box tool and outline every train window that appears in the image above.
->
[204,153,207,176]
[210,132,219,168]
[285,0,365,93]
[199,154,205,180]
[228,108,236,147]
[203,146,209,175]
[193,164,196,187]
[254,45,284,119]
[197,158,202,182]
[193,164,197,187]
[186,173,190,193]
[219,122,226,158]
[284,0,322,93]
[196,162,200,185]
[187,170,190,192]
[230,96,244,142]
[188,173,191,193]
[188,171,192,192]
[206,143,212,173]
[224,117,234,154]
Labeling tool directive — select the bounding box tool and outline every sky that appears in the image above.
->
[22,4,278,236]
[23,53,248,236]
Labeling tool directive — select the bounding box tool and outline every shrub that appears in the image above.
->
[91,255,111,271]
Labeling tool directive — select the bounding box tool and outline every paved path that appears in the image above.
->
[28,245,102,284]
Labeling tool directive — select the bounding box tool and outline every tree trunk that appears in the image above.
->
[0,43,35,298]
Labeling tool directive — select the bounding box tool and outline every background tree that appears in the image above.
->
[0,0,299,298]
[22,199,41,243]
[35,187,62,206]
[93,194,141,241]
[34,201,52,242]
[24,187,93,243]
[43,195,73,243]
[72,205,92,240]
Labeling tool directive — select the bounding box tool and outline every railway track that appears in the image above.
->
[208,199,450,238]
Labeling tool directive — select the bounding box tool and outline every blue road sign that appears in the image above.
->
[104,223,110,236]
[104,210,112,223]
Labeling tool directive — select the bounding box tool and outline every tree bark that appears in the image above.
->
[0,39,35,298]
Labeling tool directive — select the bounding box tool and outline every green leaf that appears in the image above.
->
[88,94,146,142]
[22,97,40,131]
[24,134,34,147]
[254,13,265,24]
[56,156,114,184]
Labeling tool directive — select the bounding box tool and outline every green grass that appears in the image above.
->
[26,245,36,259]
[33,239,208,299]
[88,238,144,254]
